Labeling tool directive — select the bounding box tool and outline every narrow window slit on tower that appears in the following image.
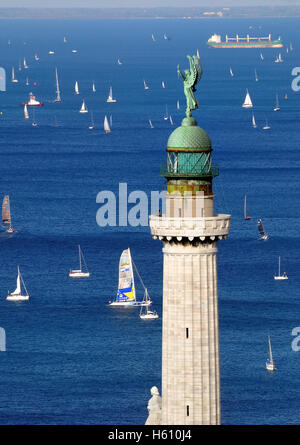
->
[186,328,189,338]
[187,405,190,417]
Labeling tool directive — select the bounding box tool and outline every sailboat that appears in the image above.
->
[161,81,166,89]
[109,248,152,307]
[106,86,116,103]
[163,105,169,120]
[23,57,28,69]
[143,80,149,90]
[177,99,180,110]
[229,66,234,77]
[74,81,79,95]
[252,113,257,128]
[2,195,15,233]
[274,53,283,63]
[254,68,259,82]
[257,218,268,240]
[274,256,288,280]
[48,50,55,55]
[89,111,95,130]
[63,36,67,43]
[79,100,88,113]
[53,67,61,103]
[163,33,169,40]
[104,115,111,134]
[117,59,123,65]
[139,289,159,320]
[273,93,280,111]
[262,117,271,130]
[92,82,96,93]
[25,76,29,86]
[69,245,90,278]
[149,119,154,129]
[169,115,174,126]
[260,52,264,61]
[151,34,156,42]
[7,266,29,301]
[24,104,29,119]
[244,195,251,220]
[242,89,253,108]
[11,66,18,83]
[266,336,276,371]
[34,53,40,61]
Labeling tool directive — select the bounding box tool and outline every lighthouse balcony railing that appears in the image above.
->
[149,213,231,238]
[160,164,219,178]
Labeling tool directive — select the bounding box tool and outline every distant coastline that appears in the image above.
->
[0,7,300,20]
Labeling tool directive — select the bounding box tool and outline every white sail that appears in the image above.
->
[79,100,88,113]
[117,59,123,65]
[75,81,79,94]
[24,104,29,119]
[242,89,253,108]
[54,67,61,102]
[106,86,116,103]
[104,115,111,133]
[144,80,149,90]
[23,57,28,69]
[170,115,174,126]
[92,82,96,92]
[254,69,259,81]
[177,100,180,110]
[229,67,234,77]
[12,270,21,295]
[252,113,257,128]
[161,81,166,88]
[149,119,154,128]
[260,52,264,60]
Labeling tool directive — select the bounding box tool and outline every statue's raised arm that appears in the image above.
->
[177,55,203,118]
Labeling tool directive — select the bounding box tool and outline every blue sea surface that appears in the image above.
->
[0,17,300,425]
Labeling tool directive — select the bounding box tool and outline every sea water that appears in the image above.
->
[0,17,300,424]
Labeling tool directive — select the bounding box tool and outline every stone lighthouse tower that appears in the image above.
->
[147,55,230,425]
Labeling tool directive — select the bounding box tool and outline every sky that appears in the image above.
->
[1,0,300,8]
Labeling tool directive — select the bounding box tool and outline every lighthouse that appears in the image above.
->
[146,55,231,425]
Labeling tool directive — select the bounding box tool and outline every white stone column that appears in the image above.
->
[161,240,220,425]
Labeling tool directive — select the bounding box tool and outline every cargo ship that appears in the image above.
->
[207,34,283,48]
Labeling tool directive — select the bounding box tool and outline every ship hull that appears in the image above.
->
[207,42,283,48]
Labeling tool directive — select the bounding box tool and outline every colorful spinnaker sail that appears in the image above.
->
[116,248,136,303]
[2,195,11,226]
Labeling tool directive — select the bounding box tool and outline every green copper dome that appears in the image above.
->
[167,117,211,151]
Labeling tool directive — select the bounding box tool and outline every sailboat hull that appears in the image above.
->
[140,312,159,319]
[109,300,152,307]
[274,275,288,280]
[266,361,276,371]
[6,294,29,301]
[69,271,90,278]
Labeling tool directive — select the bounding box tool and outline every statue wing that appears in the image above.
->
[185,56,198,88]
[185,55,201,88]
